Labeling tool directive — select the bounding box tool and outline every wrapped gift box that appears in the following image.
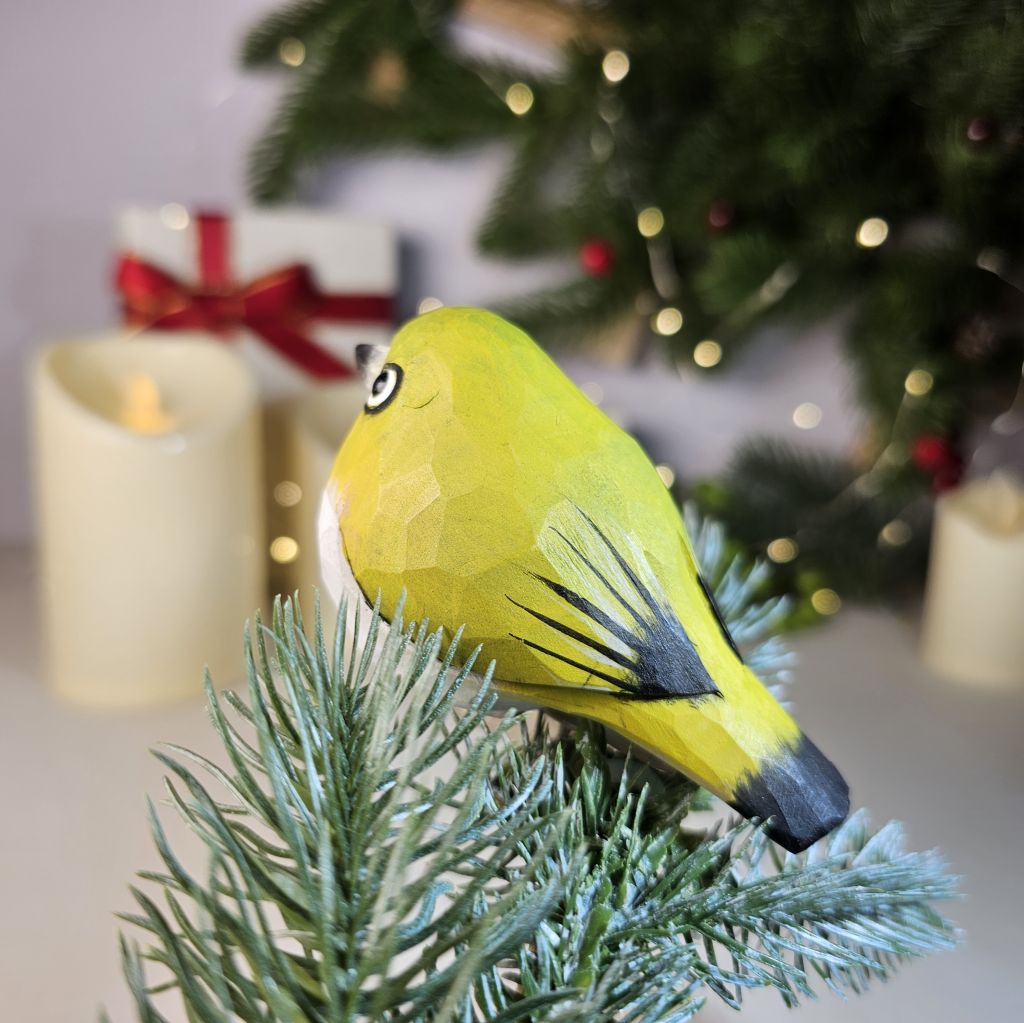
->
[116,206,396,398]
[115,206,397,602]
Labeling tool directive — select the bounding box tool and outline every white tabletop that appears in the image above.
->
[1,546,1020,1021]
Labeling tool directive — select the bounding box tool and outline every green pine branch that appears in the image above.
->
[117,550,958,1020]
[695,439,933,602]
[241,0,1024,394]
[494,275,640,349]
[241,0,337,68]
[242,0,517,202]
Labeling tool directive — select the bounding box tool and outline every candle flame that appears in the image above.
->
[120,373,175,434]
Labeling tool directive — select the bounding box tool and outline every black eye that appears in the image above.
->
[365,363,402,413]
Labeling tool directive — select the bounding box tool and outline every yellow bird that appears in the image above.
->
[320,307,848,852]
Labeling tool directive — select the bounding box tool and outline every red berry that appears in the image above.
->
[707,200,735,232]
[966,116,998,145]
[911,434,956,474]
[579,238,615,276]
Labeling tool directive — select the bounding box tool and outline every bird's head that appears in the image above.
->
[352,305,544,424]
[328,306,582,540]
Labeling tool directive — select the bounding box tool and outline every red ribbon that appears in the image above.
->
[115,212,393,380]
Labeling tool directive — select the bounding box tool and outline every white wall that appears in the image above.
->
[0,1,861,544]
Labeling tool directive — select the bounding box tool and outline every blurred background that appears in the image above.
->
[1,1,1022,1020]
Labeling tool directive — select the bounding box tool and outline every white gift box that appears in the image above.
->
[116,206,397,399]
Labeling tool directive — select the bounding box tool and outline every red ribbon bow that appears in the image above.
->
[115,212,392,380]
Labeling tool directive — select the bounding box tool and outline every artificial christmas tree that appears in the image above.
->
[240,0,1024,604]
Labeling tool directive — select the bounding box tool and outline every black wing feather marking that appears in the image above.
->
[507,596,636,670]
[528,573,636,647]
[550,528,648,630]
[579,511,662,616]
[509,634,642,693]
[508,510,723,702]
[697,572,744,663]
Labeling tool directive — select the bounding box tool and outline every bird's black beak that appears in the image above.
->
[355,343,387,387]
[729,733,850,853]
[355,343,375,374]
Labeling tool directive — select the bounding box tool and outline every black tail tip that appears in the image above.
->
[730,733,850,854]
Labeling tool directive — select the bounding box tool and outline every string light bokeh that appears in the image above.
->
[467,37,1024,622]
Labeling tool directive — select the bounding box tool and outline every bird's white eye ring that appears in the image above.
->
[365,363,403,413]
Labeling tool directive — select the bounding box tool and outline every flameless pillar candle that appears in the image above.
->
[32,334,265,706]
[921,472,1024,688]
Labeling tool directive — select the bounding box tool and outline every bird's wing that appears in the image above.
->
[322,488,725,706]
[504,504,722,702]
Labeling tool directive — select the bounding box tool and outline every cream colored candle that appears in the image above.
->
[921,472,1024,688]
[270,382,365,619]
[32,333,265,707]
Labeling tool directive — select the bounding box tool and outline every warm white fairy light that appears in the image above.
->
[655,464,676,487]
[278,37,306,67]
[602,50,630,83]
[766,537,799,563]
[692,339,722,368]
[811,588,842,615]
[579,381,604,404]
[273,481,303,508]
[637,206,665,237]
[904,368,934,397]
[159,203,190,231]
[879,519,912,547]
[652,307,683,335]
[792,402,823,429]
[270,540,299,565]
[417,296,444,314]
[505,83,534,115]
[855,217,889,248]
[270,536,300,564]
